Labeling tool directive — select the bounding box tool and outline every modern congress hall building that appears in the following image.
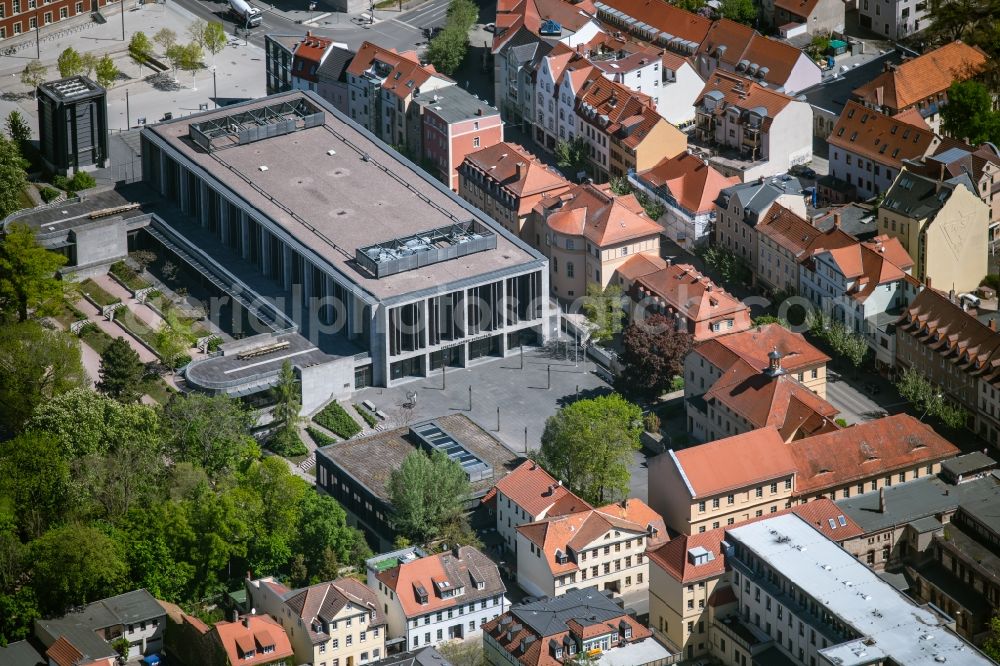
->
[139,91,549,388]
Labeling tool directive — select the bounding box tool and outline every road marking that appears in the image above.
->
[303,11,333,25]
[391,17,420,28]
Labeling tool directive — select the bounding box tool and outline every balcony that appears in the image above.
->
[713,614,774,657]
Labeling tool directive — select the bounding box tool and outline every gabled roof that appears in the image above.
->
[669,427,798,498]
[282,578,386,644]
[213,615,294,666]
[45,638,85,666]
[647,499,862,583]
[756,202,825,258]
[789,414,961,493]
[615,253,667,282]
[774,0,823,19]
[376,546,506,618]
[881,166,978,221]
[853,41,988,112]
[813,234,913,303]
[516,499,667,575]
[347,41,450,99]
[633,262,748,324]
[693,323,830,374]
[696,20,809,89]
[576,76,668,151]
[827,100,938,168]
[490,459,592,518]
[595,0,712,44]
[636,152,740,215]
[541,182,662,246]
[698,70,795,123]
[291,32,336,83]
[460,142,571,215]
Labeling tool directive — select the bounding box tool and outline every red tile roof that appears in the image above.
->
[812,234,913,303]
[774,0,822,19]
[491,460,592,518]
[291,31,335,83]
[647,498,862,582]
[828,100,938,168]
[854,41,988,112]
[757,203,826,258]
[461,142,572,216]
[214,615,293,666]
[347,41,448,100]
[696,20,808,88]
[46,637,85,666]
[541,182,662,246]
[789,414,960,494]
[694,323,830,374]
[597,0,712,44]
[636,152,740,215]
[633,262,749,328]
[671,427,798,498]
[615,253,668,282]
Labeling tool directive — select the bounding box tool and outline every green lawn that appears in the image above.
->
[109,260,152,292]
[141,376,174,404]
[78,323,115,355]
[79,278,121,308]
[17,188,34,211]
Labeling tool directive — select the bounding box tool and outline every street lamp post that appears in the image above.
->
[547,364,551,390]
[125,88,130,130]
[212,66,218,108]
[34,7,40,59]
[468,385,472,411]
[120,0,126,41]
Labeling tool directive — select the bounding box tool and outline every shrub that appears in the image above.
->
[79,278,121,307]
[267,428,308,457]
[207,336,223,352]
[354,403,378,428]
[314,402,362,439]
[39,186,60,203]
[72,171,96,190]
[109,260,150,291]
[643,412,661,433]
[306,426,336,447]
[835,418,848,427]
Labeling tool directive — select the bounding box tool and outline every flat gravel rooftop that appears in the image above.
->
[147,92,540,301]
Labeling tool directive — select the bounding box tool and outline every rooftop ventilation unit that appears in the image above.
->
[356,220,497,278]
[188,98,325,152]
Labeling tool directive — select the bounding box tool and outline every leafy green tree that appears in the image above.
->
[80,52,98,79]
[0,322,86,437]
[537,394,641,505]
[57,47,85,78]
[634,190,665,220]
[941,80,1000,145]
[0,223,67,321]
[27,389,160,460]
[111,637,130,661]
[805,35,831,59]
[269,360,302,454]
[95,54,120,89]
[619,313,693,398]
[161,392,258,477]
[238,458,307,573]
[555,136,589,177]
[153,27,177,53]
[389,449,471,543]
[896,366,968,428]
[187,19,207,47]
[164,43,184,79]
[97,336,146,402]
[719,0,756,24]
[447,0,478,27]
[178,41,204,89]
[20,61,46,97]
[154,308,193,369]
[0,586,40,647]
[694,244,751,284]
[0,432,70,540]
[582,282,626,344]
[609,175,632,195]
[30,523,128,615]
[426,26,468,76]
[129,31,153,75]
[983,615,1000,661]
[673,0,706,10]
[5,111,30,145]
[809,314,869,371]
[73,434,168,521]
[296,492,370,574]
[203,22,227,64]
[0,137,29,220]
[438,639,487,666]
[752,314,790,328]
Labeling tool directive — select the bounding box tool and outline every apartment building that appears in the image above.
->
[754,203,854,293]
[265,34,355,112]
[346,41,453,150]
[533,182,663,299]
[858,0,930,38]
[514,498,667,613]
[371,546,506,650]
[647,499,860,661]
[482,587,675,665]
[627,260,752,341]
[628,151,739,248]
[245,576,388,666]
[694,71,812,182]
[853,42,988,132]
[660,52,705,126]
[719,514,992,666]
[211,615,295,666]
[650,413,960,535]
[896,288,1000,441]
[827,100,940,202]
[903,143,1000,251]
[878,166,989,292]
[713,177,807,266]
[0,0,110,42]
[457,142,571,243]
[684,323,829,401]
[413,86,503,191]
[484,459,591,556]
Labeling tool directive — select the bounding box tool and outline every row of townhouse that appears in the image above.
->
[266,37,504,191]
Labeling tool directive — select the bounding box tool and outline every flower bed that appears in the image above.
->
[313,402,361,439]
[109,260,152,292]
[79,278,121,308]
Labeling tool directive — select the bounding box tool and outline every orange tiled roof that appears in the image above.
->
[46,637,85,666]
[347,41,448,100]
[757,203,825,258]
[636,152,740,215]
[516,499,667,576]
[633,262,749,325]
[854,41,988,112]
[828,100,938,168]
[789,414,960,493]
[647,498,862,582]
[697,70,796,130]
[814,234,913,303]
[491,460,592,518]
[774,0,822,19]
[541,182,662,246]
[461,143,572,215]
[597,0,712,44]
[214,615,294,666]
[615,253,668,282]
[670,427,798,498]
[694,323,831,374]
[696,20,807,87]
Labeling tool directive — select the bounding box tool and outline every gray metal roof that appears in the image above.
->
[374,647,453,665]
[837,472,1000,534]
[799,50,904,116]
[941,451,996,479]
[511,586,624,638]
[812,203,878,240]
[316,45,356,84]
[0,640,45,666]
[882,169,975,220]
[413,85,498,125]
[717,176,805,223]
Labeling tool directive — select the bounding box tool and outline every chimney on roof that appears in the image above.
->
[949,288,957,303]
[925,276,932,289]
[939,161,947,183]
[878,487,886,513]
[665,257,672,266]
[765,347,785,378]
[990,319,997,332]
[475,108,483,116]
[452,544,462,560]
[516,162,526,180]
[833,212,841,229]
[242,615,251,629]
